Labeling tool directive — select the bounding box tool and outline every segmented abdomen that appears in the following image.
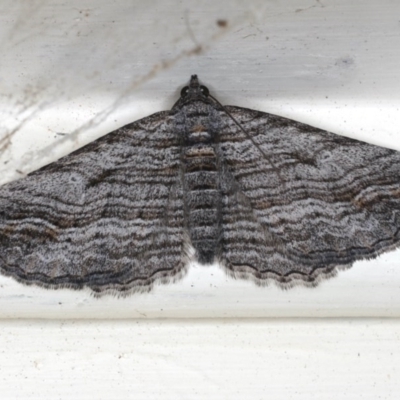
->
[183,129,220,264]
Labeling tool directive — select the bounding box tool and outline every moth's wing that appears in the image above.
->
[0,111,189,295]
[217,106,400,286]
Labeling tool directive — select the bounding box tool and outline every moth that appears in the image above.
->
[0,75,399,294]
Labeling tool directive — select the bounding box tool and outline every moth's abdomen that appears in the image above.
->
[183,131,220,264]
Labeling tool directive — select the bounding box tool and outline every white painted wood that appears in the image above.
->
[0,319,399,399]
[0,252,399,318]
[0,2,399,398]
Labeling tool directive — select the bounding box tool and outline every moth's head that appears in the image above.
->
[172,75,212,109]
[180,75,209,98]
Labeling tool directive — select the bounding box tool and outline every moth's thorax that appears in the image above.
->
[177,101,221,264]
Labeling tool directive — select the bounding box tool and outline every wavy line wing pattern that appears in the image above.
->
[0,75,399,294]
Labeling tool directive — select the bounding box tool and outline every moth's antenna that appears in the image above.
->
[209,94,284,181]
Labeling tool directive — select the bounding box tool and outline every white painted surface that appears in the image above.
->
[0,0,399,398]
[0,252,399,319]
[1,319,400,400]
